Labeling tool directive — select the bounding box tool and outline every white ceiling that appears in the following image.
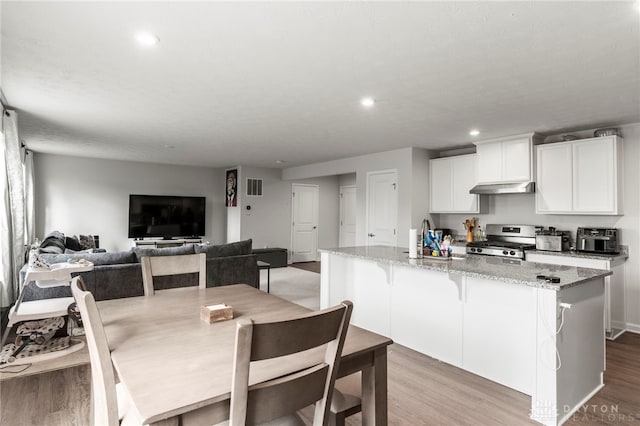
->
[2,1,639,168]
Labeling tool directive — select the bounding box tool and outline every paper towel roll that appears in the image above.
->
[409,229,418,259]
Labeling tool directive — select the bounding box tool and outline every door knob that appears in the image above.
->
[368,233,375,237]
[313,226,317,229]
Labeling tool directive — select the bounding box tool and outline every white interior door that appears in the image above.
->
[366,170,398,246]
[291,184,319,262]
[339,185,356,247]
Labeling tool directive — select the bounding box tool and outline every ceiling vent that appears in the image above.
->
[246,178,263,197]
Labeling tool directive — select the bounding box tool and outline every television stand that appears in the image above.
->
[133,238,202,248]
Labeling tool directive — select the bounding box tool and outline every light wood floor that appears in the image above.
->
[2,332,639,425]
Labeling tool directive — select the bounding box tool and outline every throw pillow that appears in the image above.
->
[195,239,252,258]
[39,231,65,254]
[65,235,82,251]
[78,235,96,250]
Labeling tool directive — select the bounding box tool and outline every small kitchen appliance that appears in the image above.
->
[466,224,539,259]
[535,227,571,252]
[576,228,619,254]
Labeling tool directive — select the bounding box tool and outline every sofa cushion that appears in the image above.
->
[195,239,252,258]
[64,248,95,254]
[39,250,137,266]
[132,244,196,262]
[205,254,259,288]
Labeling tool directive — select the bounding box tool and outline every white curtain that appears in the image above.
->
[1,110,31,308]
[24,145,35,244]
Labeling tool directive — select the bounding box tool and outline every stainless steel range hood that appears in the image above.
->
[469,182,535,195]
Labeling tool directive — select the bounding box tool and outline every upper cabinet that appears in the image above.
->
[474,133,542,184]
[430,154,479,213]
[536,136,623,215]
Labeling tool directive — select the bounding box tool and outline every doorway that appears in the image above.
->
[366,170,398,246]
[339,185,356,247]
[291,184,319,263]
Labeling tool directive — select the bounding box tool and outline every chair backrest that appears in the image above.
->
[70,276,119,426]
[141,253,206,296]
[229,301,353,426]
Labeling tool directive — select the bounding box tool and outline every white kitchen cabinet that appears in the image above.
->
[573,137,619,213]
[474,133,541,184]
[475,142,503,183]
[429,154,479,213]
[391,266,463,367]
[502,138,533,182]
[463,276,536,395]
[535,136,623,215]
[321,254,391,337]
[536,143,573,212]
[525,251,626,339]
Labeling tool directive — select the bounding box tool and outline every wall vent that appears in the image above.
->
[246,178,263,197]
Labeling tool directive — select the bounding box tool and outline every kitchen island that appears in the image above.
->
[320,246,612,426]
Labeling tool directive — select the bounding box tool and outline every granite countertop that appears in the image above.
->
[524,248,628,262]
[319,246,612,291]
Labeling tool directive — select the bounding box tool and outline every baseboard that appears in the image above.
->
[611,320,626,330]
[625,322,640,334]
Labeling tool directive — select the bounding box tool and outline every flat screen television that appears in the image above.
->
[128,194,206,239]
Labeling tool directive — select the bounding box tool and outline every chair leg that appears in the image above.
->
[330,374,362,426]
[329,411,347,426]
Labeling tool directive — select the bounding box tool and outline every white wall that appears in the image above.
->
[437,123,640,332]
[34,154,226,252]
[239,166,340,256]
[410,147,434,230]
[284,147,415,247]
[338,173,356,187]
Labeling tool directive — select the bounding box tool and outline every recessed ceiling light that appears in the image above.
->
[275,160,286,164]
[135,32,159,46]
[360,97,375,108]
[469,129,480,136]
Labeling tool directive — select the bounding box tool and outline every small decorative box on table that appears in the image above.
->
[200,304,233,324]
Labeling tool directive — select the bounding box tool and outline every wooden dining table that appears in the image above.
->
[98,284,393,425]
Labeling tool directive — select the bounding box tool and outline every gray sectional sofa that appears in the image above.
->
[21,239,259,302]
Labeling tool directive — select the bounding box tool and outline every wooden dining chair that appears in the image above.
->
[141,253,206,296]
[227,301,353,426]
[330,374,362,426]
[70,277,141,426]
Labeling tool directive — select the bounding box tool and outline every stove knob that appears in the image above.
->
[502,250,509,255]
[469,248,476,253]
[477,248,483,253]
[510,250,516,256]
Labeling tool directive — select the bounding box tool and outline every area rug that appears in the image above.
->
[260,267,320,310]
